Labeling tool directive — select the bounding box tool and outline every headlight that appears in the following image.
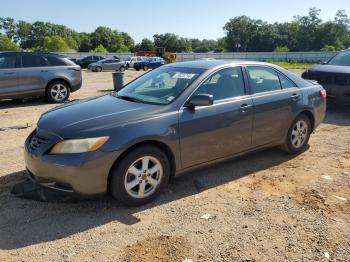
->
[50,136,109,154]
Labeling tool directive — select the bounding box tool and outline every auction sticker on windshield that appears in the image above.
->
[172,73,196,79]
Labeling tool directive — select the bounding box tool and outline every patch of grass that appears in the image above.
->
[270,61,314,69]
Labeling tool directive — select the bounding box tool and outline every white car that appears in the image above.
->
[125,56,145,68]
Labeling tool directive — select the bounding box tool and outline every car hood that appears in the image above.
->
[37,94,165,138]
[308,64,350,75]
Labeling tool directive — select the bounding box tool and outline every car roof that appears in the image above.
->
[169,59,283,69]
[0,51,66,57]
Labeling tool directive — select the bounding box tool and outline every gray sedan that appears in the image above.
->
[89,58,126,72]
[24,60,326,206]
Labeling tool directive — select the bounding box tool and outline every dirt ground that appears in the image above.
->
[0,69,349,262]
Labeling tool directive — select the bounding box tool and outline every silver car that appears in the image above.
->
[89,58,126,72]
[0,52,82,103]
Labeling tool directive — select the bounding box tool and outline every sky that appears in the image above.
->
[1,0,350,42]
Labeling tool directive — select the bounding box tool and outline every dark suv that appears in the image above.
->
[0,52,82,103]
[75,55,105,69]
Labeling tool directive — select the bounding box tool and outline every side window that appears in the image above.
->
[45,55,67,66]
[194,67,245,101]
[278,73,296,89]
[0,54,16,69]
[21,55,47,67]
[247,66,281,94]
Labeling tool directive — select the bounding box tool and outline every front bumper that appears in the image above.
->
[24,134,118,195]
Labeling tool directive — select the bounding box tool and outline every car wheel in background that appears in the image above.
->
[46,81,70,103]
[95,66,102,72]
[282,114,311,154]
[143,65,148,71]
[119,66,125,72]
[109,146,170,206]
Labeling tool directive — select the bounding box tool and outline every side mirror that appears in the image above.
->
[186,94,213,108]
[320,61,327,65]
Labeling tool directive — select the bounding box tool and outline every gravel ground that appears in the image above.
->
[0,69,349,262]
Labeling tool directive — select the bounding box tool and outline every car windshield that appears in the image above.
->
[327,52,350,66]
[115,66,205,105]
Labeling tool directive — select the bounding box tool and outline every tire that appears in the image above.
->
[119,66,125,72]
[126,64,129,69]
[135,68,140,71]
[95,66,102,72]
[109,146,170,206]
[282,114,311,154]
[46,81,70,103]
[143,65,148,71]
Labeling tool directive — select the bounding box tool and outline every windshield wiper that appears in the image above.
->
[115,94,144,103]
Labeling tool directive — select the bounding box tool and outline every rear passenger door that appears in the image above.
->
[246,66,302,147]
[18,54,48,95]
[0,53,19,97]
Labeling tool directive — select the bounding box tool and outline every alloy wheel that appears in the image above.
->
[291,120,308,149]
[124,156,163,199]
[50,84,68,102]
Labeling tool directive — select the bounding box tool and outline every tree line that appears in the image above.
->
[0,8,349,53]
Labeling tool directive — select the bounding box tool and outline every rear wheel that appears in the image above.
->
[95,66,102,72]
[143,65,148,71]
[119,66,125,72]
[282,114,311,154]
[109,146,170,206]
[46,81,70,103]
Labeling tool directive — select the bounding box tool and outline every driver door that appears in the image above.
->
[179,67,253,168]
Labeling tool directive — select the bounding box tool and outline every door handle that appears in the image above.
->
[240,104,252,112]
[291,94,300,101]
[4,72,15,75]
[41,70,48,73]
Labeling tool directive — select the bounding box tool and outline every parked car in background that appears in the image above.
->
[125,56,145,69]
[75,55,105,69]
[0,52,82,103]
[302,50,350,104]
[24,60,326,206]
[88,58,126,72]
[134,57,165,71]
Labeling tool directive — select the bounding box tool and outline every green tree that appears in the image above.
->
[274,46,290,52]
[320,45,336,51]
[223,16,259,51]
[64,36,78,50]
[0,17,17,41]
[153,33,191,52]
[42,35,69,51]
[90,44,107,53]
[138,38,155,51]
[121,32,135,51]
[0,35,21,51]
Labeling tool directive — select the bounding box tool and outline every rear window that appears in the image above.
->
[21,55,47,67]
[45,55,67,66]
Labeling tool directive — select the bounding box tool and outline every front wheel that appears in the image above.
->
[95,66,102,72]
[119,66,125,72]
[109,146,170,206]
[46,81,70,103]
[143,65,148,71]
[282,114,311,154]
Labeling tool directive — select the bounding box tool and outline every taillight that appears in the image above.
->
[320,89,327,99]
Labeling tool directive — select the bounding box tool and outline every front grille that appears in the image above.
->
[29,132,49,152]
[26,129,60,155]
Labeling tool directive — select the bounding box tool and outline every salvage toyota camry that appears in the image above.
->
[24,60,326,206]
